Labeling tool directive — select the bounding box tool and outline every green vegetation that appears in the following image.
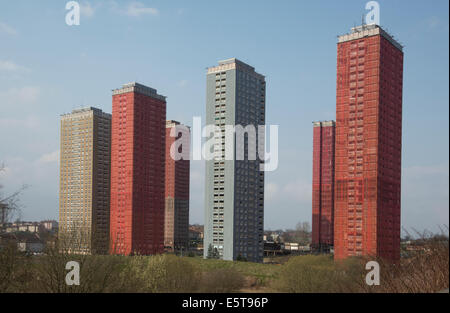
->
[0,235,448,293]
[206,243,219,259]
[273,255,365,293]
[185,256,279,290]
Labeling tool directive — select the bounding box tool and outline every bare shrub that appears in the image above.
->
[363,234,449,293]
[274,231,449,293]
[118,254,199,293]
[28,231,123,293]
[31,254,123,293]
[0,243,31,292]
[198,268,245,293]
[275,255,334,293]
[0,164,28,226]
[273,255,367,293]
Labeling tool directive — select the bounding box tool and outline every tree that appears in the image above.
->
[285,221,311,245]
[207,244,219,259]
[0,165,28,228]
[207,244,214,259]
[296,221,311,234]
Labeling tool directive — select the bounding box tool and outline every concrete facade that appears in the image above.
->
[59,107,111,254]
[204,58,265,263]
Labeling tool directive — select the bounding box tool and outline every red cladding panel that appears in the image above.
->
[312,123,335,249]
[110,90,166,255]
[334,33,403,262]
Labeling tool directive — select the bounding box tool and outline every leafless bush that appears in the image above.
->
[364,232,449,293]
[118,254,199,293]
[27,229,123,293]
[0,243,32,292]
[273,255,362,293]
[0,164,28,226]
[274,230,449,293]
[198,268,245,293]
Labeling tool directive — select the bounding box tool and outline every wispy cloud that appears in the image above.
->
[0,86,40,104]
[0,60,29,72]
[403,163,449,230]
[265,179,311,203]
[0,21,17,35]
[282,179,311,202]
[126,2,159,17]
[37,150,60,164]
[426,16,441,29]
[265,182,279,201]
[178,80,188,87]
[404,164,449,177]
[80,1,96,18]
[424,16,449,32]
[0,116,41,130]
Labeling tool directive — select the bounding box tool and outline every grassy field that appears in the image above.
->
[185,256,282,291]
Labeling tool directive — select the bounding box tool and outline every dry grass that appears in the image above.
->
[272,234,449,293]
[369,235,449,293]
[197,268,245,293]
[117,254,199,293]
[0,243,32,292]
[1,233,447,293]
[272,255,364,293]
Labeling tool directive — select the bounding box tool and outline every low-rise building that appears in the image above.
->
[189,225,204,241]
[17,237,44,254]
[41,220,58,232]
[0,232,44,254]
[3,222,43,234]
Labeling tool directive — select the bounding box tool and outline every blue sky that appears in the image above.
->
[0,0,448,233]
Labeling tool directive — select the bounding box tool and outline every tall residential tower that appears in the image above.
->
[59,107,111,254]
[334,25,403,261]
[110,82,166,255]
[204,58,265,263]
[312,120,335,252]
[164,120,190,251]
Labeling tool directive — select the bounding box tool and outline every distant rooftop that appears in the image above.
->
[61,107,111,118]
[219,58,255,71]
[112,82,166,101]
[166,120,190,129]
[338,24,403,51]
[207,58,265,80]
[313,120,336,127]
[166,120,180,127]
